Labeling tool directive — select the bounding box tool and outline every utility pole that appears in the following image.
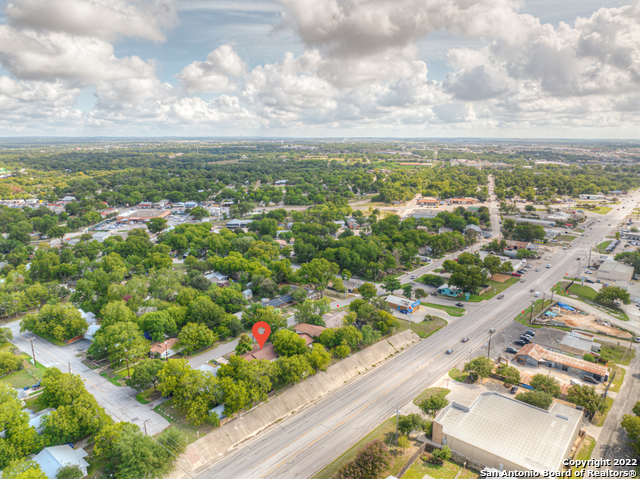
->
[487,330,494,359]
[68,362,71,374]
[529,300,535,324]
[124,349,131,378]
[28,337,37,366]
[551,284,555,304]
[394,406,400,443]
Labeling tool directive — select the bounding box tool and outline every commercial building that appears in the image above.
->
[464,224,482,236]
[411,209,439,219]
[92,231,111,243]
[597,261,634,283]
[617,281,640,303]
[225,218,253,229]
[116,209,171,223]
[432,392,583,472]
[437,284,461,297]
[450,197,477,204]
[386,295,421,313]
[514,217,556,228]
[417,198,440,206]
[514,343,609,382]
[531,329,601,358]
[579,194,607,200]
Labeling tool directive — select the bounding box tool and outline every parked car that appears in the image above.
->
[514,340,526,346]
[525,330,536,336]
[585,270,592,274]
[509,386,519,394]
[411,275,416,279]
[462,337,469,342]
[635,337,640,343]
[497,294,504,299]
[519,337,531,344]
[546,264,552,268]
[512,273,522,277]
[446,349,454,354]
[535,267,540,271]
[582,376,598,384]
[506,347,518,354]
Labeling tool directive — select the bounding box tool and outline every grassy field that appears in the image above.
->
[466,277,519,302]
[594,207,613,215]
[448,368,469,383]
[311,417,419,479]
[514,299,554,327]
[397,317,447,339]
[172,262,189,274]
[607,364,626,393]
[0,356,47,389]
[554,282,630,321]
[412,387,450,407]
[571,436,596,474]
[422,303,465,317]
[403,456,479,479]
[24,393,48,412]
[154,399,216,445]
[600,343,636,366]
[595,241,612,253]
[559,235,578,242]
[594,396,614,427]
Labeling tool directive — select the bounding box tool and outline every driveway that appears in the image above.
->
[7,322,170,435]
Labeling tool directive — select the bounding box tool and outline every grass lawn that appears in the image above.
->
[172,262,189,274]
[554,281,630,321]
[595,241,612,253]
[0,340,13,353]
[593,396,614,427]
[0,357,47,389]
[397,318,447,339]
[434,268,444,273]
[571,436,596,474]
[311,417,420,479]
[154,398,216,445]
[559,235,577,242]
[413,387,450,407]
[466,277,519,302]
[600,343,636,366]
[448,368,469,383]
[514,299,554,327]
[422,302,465,317]
[594,207,613,215]
[24,393,48,412]
[403,455,479,479]
[607,364,626,393]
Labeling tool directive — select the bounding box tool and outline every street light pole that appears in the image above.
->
[487,330,494,358]
[124,349,131,378]
[529,300,535,324]
[394,406,400,443]
[28,337,37,366]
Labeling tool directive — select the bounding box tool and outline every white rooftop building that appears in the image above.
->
[433,392,583,472]
[33,445,90,479]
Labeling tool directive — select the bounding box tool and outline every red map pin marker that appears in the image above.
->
[252,321,271,351]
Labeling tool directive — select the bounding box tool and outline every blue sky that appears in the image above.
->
[0,0,639,137]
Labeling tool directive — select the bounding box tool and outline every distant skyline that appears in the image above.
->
[0,0,638,138]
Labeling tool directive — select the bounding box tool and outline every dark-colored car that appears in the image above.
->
[525,330,536,337]
[583,376,598,384]
[520,337,531,344]
[462,337,469,342]
[455,302,464,307]
[514,340,525,346]
[506,347,518,354]
[509,386,519,394]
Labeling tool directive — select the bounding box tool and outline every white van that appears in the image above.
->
[535,292,540,297]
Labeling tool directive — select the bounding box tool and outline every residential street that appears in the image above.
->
[7,322,170,436]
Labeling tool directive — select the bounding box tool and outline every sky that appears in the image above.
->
[0,0,638,138]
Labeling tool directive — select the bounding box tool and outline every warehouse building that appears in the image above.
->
[514,343,609,382]
[597,261,634,283]
[433,392,583,472]
[117,209,171,223]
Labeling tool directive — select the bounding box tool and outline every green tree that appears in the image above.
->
[382,277,401,294]
[93,421,139,459]
[414,288,427,299]
[3,459,47,479]
[335,440,391,479]
[495,364,521,385]
[419,395,449,418]
[242,306,287,332]
[397,435,410,449]
[88,321,150,365]
[430,445,451,464]
[275,354,313,384]
[595,286,630,306]
[146,217,168,234]
[20,303,87,342]
[529,374,561,397]
[567,385,606,415]
[306,343,332,371]
[126,359,164,392]
[235,334,253,355]
[100,300,138,327]
[361,325,381,346]
[402,283,413,299]
[419,274,445,286]
[358,282,377,302]
[0,326,13,342]
[621,414,640,455]
[516,390,553,410]
[633,401,640,417]
[583,353,596,363]
[463,356,494,381]
[298,258,340,293]
[294,298,330,326]
[398,413,426,436]
[272,329,307,357]
[614,251,640,272]
[187,296,227,329]
[55,465,84,479]
[178,322,216,354]
[0,352,22,376]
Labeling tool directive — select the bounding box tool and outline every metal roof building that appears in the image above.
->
[514,343,609,381]
[433,392,583,472]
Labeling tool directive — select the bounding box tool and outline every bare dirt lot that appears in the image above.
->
[492,273,512,282]
[539,306,632,338]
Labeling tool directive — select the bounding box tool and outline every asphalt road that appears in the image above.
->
[192,192,640,478]
[7,322,170,436]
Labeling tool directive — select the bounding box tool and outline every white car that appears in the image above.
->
[547,264,552,268]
